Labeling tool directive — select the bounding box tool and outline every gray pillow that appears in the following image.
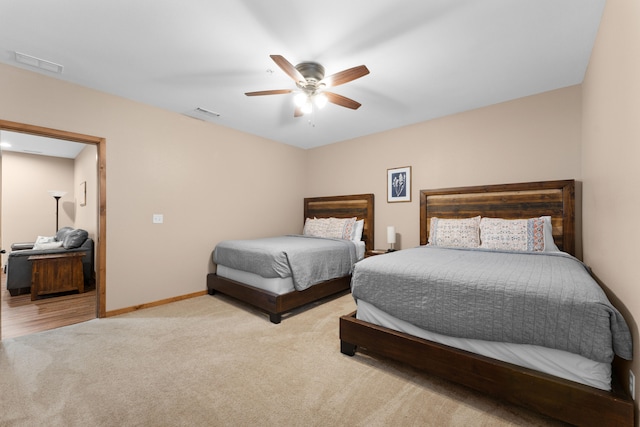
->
[62,229,88,249]
[55,226,75,242]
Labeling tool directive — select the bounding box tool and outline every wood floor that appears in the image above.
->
[1,271,97,339]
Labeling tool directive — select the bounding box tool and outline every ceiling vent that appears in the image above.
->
[15,51,64,74]
[194,107,220,117]
[183,107,221,121]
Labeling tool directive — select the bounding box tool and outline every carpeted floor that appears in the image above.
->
[0,293,566,426]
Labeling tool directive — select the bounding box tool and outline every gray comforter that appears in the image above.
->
[213,235,357,291]
[351,246,632,363]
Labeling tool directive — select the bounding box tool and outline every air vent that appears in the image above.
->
[15,51,64,74]
[194,107,221,117]
[182,107,222,122]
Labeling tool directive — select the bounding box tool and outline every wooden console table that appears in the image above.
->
[28,252,86,301]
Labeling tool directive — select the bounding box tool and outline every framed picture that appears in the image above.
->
[387,166,411,203]
[79,181,86,206]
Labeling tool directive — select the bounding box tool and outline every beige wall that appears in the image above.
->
[307,86,582,251]
[0,62,307,311]
[2,144,98,271]
[73,144,98,239]
[1,151,75,264]
[582,0,640,403]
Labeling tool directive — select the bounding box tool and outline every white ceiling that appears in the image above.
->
[0,131,85,159]
[0,0,606,150]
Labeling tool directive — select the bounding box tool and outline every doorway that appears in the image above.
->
[0,120,106,339]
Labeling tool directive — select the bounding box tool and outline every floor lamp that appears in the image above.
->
[48,190,67,232]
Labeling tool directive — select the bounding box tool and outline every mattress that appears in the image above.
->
[356,299,611,390]
[351,246,632,364]
[217,265,295,295]
[216,241,365,295]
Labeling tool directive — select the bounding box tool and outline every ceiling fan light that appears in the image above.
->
[294,92,308,107]
[314,93,328,109]
[301,100,313,115]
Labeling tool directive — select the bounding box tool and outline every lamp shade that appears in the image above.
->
[48,190,67,198]
[293,92,307,107]
[314,93,328,108]
[387,226,396,244]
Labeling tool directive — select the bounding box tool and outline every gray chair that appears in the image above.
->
[6,227,95,296]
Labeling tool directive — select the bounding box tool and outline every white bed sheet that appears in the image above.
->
[217,265,295,295]
[216,241,365,296]
[356,299,611,391]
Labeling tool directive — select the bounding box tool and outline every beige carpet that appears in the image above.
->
[0,293,565,426]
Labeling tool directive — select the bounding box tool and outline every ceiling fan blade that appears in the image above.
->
[245,89,293,96]
[320,65,369,88]
[325,92,362,110]
[270,55,306,84]
[294,106,304,117]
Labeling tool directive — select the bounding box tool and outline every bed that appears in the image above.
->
[207,193,374,324]
[339,180,634,427]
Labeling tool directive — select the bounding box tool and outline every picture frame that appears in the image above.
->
[79,181,86,207]
[387,166,411,203]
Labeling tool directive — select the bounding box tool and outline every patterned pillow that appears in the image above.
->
[303,217,329,237]
[479,217,545,251]
[428,216,481,248]
[303,217,356,240]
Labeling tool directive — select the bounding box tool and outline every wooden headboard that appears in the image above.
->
[420,180,575,256]
[304,193,375,253]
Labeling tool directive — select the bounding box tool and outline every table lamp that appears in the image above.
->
[387,226,396,252]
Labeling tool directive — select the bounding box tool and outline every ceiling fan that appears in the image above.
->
[245,55,370,117]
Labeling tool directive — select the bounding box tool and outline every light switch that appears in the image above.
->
[152,214,164,224]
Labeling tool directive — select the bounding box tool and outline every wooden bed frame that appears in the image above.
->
[340,180,634,427]
[208,193,374,324]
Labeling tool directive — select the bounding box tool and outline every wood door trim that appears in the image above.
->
[0,119,107,319]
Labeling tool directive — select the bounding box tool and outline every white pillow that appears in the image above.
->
[34,235,55,245]
[428,216,481,248]
[33,241,64,250]
[542,216,560,252]
[351,219,364,241]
